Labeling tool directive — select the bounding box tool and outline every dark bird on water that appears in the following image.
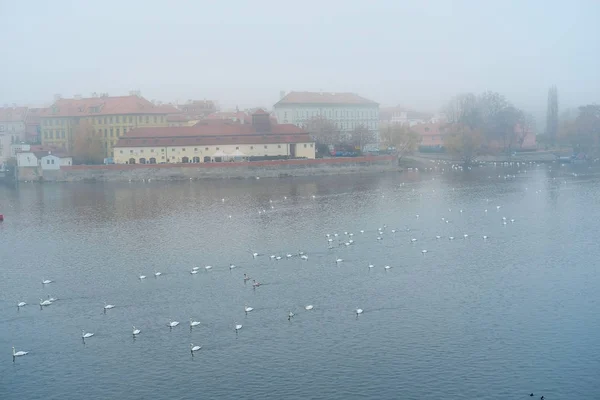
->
[529,394,534,397]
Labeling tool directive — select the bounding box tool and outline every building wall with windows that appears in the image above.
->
[0,107,28,162]
[113,142,315,164]
[40,95,176,158]
[273,92,380,143]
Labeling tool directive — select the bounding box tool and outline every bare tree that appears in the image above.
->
[444,123,484,165]
[380,124,421,161]
[72,121,104,164]
[347,124,375,149]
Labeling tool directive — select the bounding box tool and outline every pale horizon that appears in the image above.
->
[1,0,598,118]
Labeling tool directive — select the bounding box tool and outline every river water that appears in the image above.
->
[1,162,599,399]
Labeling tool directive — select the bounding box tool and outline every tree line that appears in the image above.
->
[442,91,535,164]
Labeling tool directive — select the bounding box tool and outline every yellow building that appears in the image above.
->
[40,95,178,158]
[113,110,315,164]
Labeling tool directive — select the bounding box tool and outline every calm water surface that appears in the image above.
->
[1,163,600,399]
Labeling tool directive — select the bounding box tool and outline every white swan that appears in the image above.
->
[305,305,314,310]
[205,265,212,271]
[154,271,162,277]
[103,302,115,312]
[47,295,57,302]
[190,269,198,274]
[17,301,27,307]
[252,280,261,288]
[286,254,293,258]
[377,236,383,240]
[368,264,374,269]
[244,305,254,313]
[483,235,489,239]
[12,347,28,360]
[384,265,391,270]
[449,236,455,240]
[235,323,243,332]
[356,308,364,316]
[39,298,52,307]
[422,250,428,254]
[82,330,94,339]
[251,252,259,258]
[190,318,201,328]
[229,264,237,270]
[192,266,200,271]
[336,258,343,264]
[190,343,202,354]
[42,279,53,284]
[275,256,282,260]
[132,326,141,336]
[300,255,308,260]
[288,311,295,319]
[436,235,441,239]
[168,320,180,328]
[139,275,147,280]
[411,238,417,242]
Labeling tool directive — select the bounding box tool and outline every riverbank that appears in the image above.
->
[404,151,559,166]
[17,155,398,182]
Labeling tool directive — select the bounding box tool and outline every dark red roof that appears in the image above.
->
[114,134,313,148]
[120,123,306,139]
[114,122,312,148]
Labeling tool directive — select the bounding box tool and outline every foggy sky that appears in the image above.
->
[1,0,598,115]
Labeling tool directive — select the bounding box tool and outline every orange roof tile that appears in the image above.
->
[275,91,377,106]
[41,96,178,118]
[0,107,28,122]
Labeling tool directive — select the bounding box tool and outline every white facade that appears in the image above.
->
[273,92,380,146]
[40,154,72,170]
[274,106,379,133]
[0,116,27,163]
[16,152,39,167]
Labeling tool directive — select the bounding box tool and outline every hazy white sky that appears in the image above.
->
[1,0,598,115]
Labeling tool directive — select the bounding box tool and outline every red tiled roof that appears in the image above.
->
[114,134,314,148]
[40,96,178,118]
[252,108,268,115]
[120,123,306,139]
[0,107,28,122]
[275,91,377,106]
[114,123,311,148]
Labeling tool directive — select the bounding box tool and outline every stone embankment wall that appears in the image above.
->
[17,156,397,182]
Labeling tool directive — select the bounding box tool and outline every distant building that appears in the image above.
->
[380,106,434,127]
[166,114,198,127]
[411,123,448,150]
[0,106,28,162]
[113,109,315,164]
[177,100,217,119]
[40,93,178,158]
[273,91,379,144]
[16,148,72,169]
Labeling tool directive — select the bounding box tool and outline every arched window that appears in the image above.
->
[182,156,189,163]
[149,157,157,164]
[203,156,211,162]
[139,158,146,164]
[193,156,200,163]
[129,158,136,164]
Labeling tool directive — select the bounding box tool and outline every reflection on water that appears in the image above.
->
[1,163,600,400]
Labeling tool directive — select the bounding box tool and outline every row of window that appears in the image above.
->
[43,130,66,139]
[42,115,165,126]
[96,115,164,125]
[119,144,314,155]
[283,109,378,119]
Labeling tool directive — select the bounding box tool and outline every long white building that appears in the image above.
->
[273,91,379,145]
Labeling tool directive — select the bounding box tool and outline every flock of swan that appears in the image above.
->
[10,160,583,364]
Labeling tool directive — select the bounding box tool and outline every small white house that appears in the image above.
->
[16,151,39,167]
[40,154,72,170]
